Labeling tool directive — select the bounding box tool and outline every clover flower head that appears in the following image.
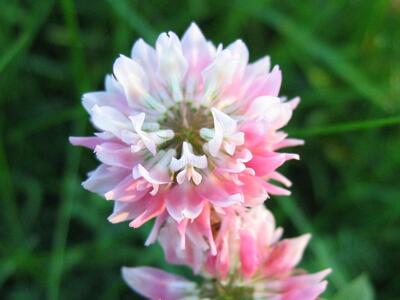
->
[70,22,302,244]
[123,205,330,300]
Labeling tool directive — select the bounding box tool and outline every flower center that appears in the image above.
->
[200,279,255,299]
[162,102,213,155]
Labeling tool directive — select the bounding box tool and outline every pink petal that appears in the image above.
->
[191,204,217,255]
[95,142,140,168]
[165,183,204,222]
[145,212,168,246]
[280,281,328,300]
[240,121,266,147]
[240,230,259,278]
[274,138,305,150]
[263,234,311,276]
[282,269,332,291]
[104,177,149,202]
[270,171,292,188]
[199,176,243,207]
[69,136,103,149]
[108,200,144,224]
[82,165,129,196]
[129,193,166,228]
[236,174,269,206]
[260,65,282,97]
[263,182,291,196]
[242,65,282,107]
[247,153,290,177]
[159,225,206,273]
[121,266,196,300]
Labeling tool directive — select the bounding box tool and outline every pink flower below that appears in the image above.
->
[123,205,330,300]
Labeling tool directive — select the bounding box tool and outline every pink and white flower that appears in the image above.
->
[123,205,330,300]
[70,22,302,242]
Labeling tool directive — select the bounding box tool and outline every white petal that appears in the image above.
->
[113,55,148,105]
[149,129,175,144]
[114,55,166,113]
[189,153,207,169]
[202,49,239,103]
[170,156,185,172]
[131,38,157,73]
[141,136,157,155]
[94,131,114,140]
[226,39,249,77]
[156,32,188,79]
[199,128,214,140]
[176,169,186,184]
[129,112,146,131]
[156,32,188,102]
[105,74,123,93]
[129,113,156,155]
[247,96,293,129]
[207,108,242,157]
[223,141,236,156]
[181,23,207,51]
[120,129,139,145]
[83,92,117,113]
[181,22,215,71]
[136,164,167,184]
[191,168,203,185]
[91,105,131,137]
[208,129,223,157]
[246,55,271,78]
[211,108,237,133]
[170,142,207,184]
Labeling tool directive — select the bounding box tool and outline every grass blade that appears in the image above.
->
[0,0,55,73]
[241,4,389,110]
[0,125,23,244]
[106,0,158,42]
[47,0,90,299]
[289,115,400,137]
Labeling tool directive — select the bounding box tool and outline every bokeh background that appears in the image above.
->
[1,0,399,299]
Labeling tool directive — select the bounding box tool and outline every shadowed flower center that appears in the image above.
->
[162,102,213,155]
[200,279,255,300]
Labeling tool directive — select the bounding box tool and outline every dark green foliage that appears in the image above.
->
[1,0,399,299]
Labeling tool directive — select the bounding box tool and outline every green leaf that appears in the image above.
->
[332,274,375,300]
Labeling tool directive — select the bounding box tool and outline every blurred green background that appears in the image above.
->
[1,0,399,299]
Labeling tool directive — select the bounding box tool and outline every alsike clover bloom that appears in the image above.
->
[122,206,330,300]
[70,23,302,242]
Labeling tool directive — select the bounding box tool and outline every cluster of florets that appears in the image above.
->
[70,23,330,300]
